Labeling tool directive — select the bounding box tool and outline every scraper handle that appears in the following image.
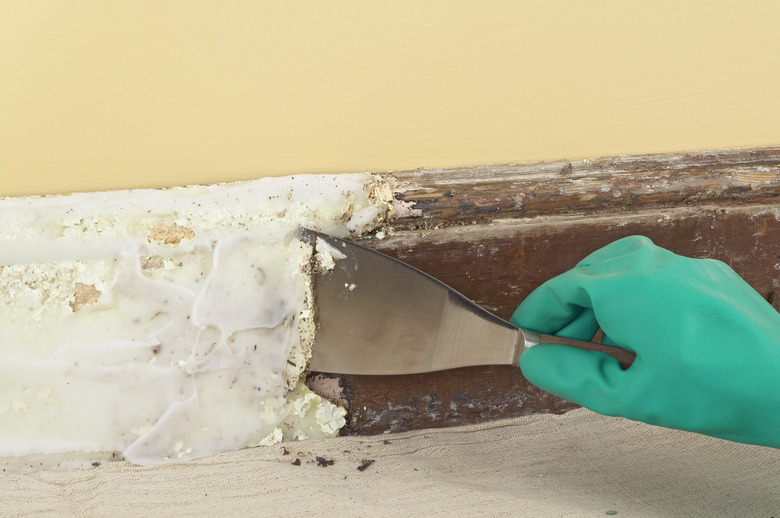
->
[538,334,636,369]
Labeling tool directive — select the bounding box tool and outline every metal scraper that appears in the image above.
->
[303,229,635,375]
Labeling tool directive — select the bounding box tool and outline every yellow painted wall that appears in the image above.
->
[2,1,779,196]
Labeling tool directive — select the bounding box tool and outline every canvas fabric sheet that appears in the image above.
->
[3,408,779,517]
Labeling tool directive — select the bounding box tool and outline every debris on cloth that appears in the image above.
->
[3,408,780,517]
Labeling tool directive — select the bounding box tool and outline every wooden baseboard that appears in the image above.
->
[308,147,780,435]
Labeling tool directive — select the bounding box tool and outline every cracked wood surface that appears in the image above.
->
[307,147,780,436]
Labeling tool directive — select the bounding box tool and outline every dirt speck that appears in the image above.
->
[357,459,375,472]
[315,456,335,467]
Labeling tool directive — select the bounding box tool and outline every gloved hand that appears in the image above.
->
[511,235,780,448]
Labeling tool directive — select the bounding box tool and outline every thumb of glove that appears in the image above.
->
[519,341,631,417]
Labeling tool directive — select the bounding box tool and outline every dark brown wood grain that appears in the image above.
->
[306,147,780,436]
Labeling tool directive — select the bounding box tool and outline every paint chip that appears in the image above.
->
[69,283,102,312]
[147,224,195,245]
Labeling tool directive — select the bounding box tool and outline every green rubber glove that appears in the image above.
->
[510,235,780,448]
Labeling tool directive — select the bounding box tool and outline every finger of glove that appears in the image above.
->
[511,236,660,334]
[556,307,600,341]
[519,342,628,416]
[510,275,594,334]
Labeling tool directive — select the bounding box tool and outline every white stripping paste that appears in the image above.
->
[0,174,394,470]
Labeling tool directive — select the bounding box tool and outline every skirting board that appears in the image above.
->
[307,146,780,435]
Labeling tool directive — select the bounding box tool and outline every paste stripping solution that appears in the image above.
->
[0,174,396,470]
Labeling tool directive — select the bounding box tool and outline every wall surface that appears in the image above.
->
[2,0,779,196]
